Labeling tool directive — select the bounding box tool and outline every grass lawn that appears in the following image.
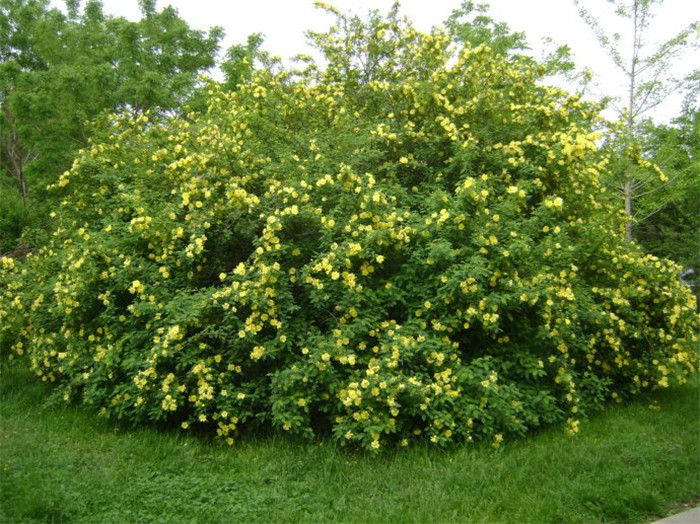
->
[1,362,698,523]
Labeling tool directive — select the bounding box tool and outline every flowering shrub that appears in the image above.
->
[1,7,697,451]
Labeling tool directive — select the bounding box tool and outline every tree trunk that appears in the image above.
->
[624,178,633,241]
[624,0,640,242]
[2,106,29,206]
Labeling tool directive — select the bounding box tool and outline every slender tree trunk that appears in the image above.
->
[624,179,633,240]
[624,0,640,242]
[2,106,29,206]
[18,166,27,206]
[7,128,29,206]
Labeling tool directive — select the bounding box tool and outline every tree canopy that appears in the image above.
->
[634,105,700,273]
[573,0,699,240]
[0,0,223,250]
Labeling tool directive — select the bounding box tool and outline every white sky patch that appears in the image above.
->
[47,0,700,123]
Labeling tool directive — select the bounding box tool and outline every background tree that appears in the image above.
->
[573,0,699,240]
[634,104,699,275]
[445,1,529,55]
[0,0,223,251]
[220,32,264,91]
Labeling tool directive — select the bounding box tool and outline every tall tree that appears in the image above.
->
[634,104,699,272]
[220,33,264,91]
[0,0,223,206]
[573,0,699,240]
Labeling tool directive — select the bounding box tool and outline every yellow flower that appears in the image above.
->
[492,434,504,448]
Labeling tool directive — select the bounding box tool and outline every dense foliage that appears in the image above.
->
[634,107,700,274]
[1,6,697,452]
[0,0,223,250]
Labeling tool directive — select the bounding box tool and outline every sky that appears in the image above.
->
[49,0,700,123]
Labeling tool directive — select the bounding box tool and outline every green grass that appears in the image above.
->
[1,363,698,523]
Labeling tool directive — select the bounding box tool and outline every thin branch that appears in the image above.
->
[633,171,682,199]
[634,198,674,223]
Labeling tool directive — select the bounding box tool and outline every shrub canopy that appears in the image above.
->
[1,7,697,451]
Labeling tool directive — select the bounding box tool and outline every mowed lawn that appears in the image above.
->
[1,363,698,523]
